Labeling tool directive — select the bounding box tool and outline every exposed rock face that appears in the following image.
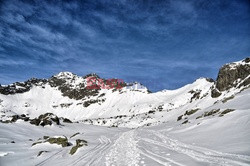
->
[0,114,30,123]
[48,75,97,100]
[49,72,127,100]
[215,58,250,91]
[0,112,76,126]
[49,76,100,100]
[63,118,72,123]
[0,78,47,95]
[83,73,100,79]
[30,113,60,126]
[243,57,250,63]
[70,139,88,155]
[211,88,222,98]
[0,71,139,100]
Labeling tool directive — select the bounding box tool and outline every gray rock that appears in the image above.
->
[211,88,222,98]
[215,58,250,91]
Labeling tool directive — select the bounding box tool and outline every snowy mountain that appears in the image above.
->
[0,58,250,166]
[0,58,249,127]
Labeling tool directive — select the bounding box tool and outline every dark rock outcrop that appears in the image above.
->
[211,58,250,98]
[0,72,127,101]
[216,58,250,91]
[69,139,88,155]
[63,118,72,123]
[48,75,100,100]
[46,137,70,147]
[11,114,29,122]
[0,78,47,95]
[243,57,250,63]
[211,88,222,98]
[48,73,126,100]
[30,113,60,126]
[83,73,100,79]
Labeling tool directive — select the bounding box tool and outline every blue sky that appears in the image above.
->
[0,0,249,91]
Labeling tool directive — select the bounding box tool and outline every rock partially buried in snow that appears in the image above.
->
[69,139,88,155]
[32,136,71,147]
[30,113,60,126]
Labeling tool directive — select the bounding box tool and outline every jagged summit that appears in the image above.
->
[54,72,77,78]
[83,73,100,79]
[225,57,250,69]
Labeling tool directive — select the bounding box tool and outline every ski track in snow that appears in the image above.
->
[46,129,249,166]
[72,136,111,166]
[138,129,250,166]
[3,128,250,166]
[99,129,250,166]
[35,136,112,166]
[105,130,141,166]
[35,150,64,166]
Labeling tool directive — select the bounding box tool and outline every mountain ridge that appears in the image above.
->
[1,58,249,96]
[0,57,249,128]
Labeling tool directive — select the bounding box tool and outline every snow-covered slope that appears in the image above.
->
[0,77,215,125]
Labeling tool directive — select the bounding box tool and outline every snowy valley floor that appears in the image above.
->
[0,121,250,166]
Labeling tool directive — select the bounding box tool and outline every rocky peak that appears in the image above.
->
[243,57,250,63]
[50,72,84,87]
[215,58,250,91]
[83,73,100,79]
[54,72,77,79]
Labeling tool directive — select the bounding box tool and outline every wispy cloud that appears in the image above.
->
[0,0,249,91]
